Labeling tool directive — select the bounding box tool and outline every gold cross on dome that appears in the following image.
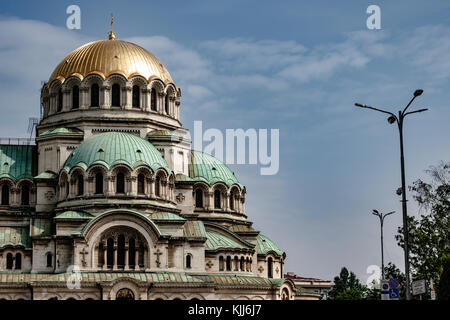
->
[108,13,116,40]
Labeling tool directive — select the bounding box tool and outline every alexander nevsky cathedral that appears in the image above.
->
[0,26,317,300]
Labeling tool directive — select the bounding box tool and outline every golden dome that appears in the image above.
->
[48,39,173,85]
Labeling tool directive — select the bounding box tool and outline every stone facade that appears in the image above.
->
[0,37,318,300]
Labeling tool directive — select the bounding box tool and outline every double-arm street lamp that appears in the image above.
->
[371,209,395,280]
[355,89,428,300]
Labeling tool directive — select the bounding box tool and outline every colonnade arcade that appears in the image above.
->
[94,226,149,270]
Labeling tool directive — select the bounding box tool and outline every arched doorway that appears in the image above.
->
[116,288,135,300]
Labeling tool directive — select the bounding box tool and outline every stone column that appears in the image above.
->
[62,88,71,112]
[124,246,129,270]
[147,177,154,198]
[101,85,110,109]
[80,87,89,109]
[129,175,137,197]
[158,92,164,114]
[103,245,108,270]
[124,86,132,109]
[135,248,139,270]
[142,88,150,111]
[113,245,117,270]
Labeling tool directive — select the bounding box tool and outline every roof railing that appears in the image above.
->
[0,138,36,146]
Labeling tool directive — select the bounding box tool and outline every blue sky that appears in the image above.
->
[0,0,449,282]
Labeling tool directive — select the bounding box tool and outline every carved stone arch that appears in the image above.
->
[149,79,165,93]
[164,83,176,97]
[236,296,250,300]
[150,294,169,300]
[62,76,82,91]
[154,168,169,181]
[133,165,153,177]
[170,294,187,300]
[48,79,63,95]
[0,177,14,188]
[81,73,104,88]
[110,163,132,176]
[105,73,127,87]
[187,294,205,300]
[129,75,148,87]
[83,209,163,267]
[279,279,296,300]
[86,164,108,177]
[16,178,33,189]
[107,278,142,300]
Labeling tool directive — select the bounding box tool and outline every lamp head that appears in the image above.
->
[387,115,396,124]
[414,89,423,97]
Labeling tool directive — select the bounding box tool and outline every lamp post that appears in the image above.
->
[372,209,395,280]
[355,89,428,300]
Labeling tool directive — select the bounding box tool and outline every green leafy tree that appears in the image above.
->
[329,267,366,300]
[395,162,450,296]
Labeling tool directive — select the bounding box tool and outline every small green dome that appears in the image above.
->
[63,132,170,173]
[188,150,242,188]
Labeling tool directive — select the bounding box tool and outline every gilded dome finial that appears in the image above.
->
[108,13,116,40]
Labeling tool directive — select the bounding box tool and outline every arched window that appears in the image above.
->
[132,85,140,108]
[195,189,203,208]
[111,84,120,107]
[226,256,232,271]
[219,256,224,271]
[268,257,273,278]
[77,174,84,196]
[116,172,125,194]
[21,184,30,206]
[164,94,169,114]
[234,256,239,271]
[46,253,53,267]
[240,257,245,271]
[128,238,136,268]
[72,85,79,109]
[57,88,63,112]
[15,253,22,270]
[90,83,99,107]
[155,175,161,197]
[186,254,192,269]
[1,185,9,205]
[95,172,103,195]
[107,238,114,268]
[151,88,157,111]
[6,253,13,269]
[214,189,221,209]
[117,234,125,268]
[137,174,145,195]
[229,191,234,210]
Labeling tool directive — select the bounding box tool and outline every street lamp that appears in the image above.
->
[372,209,395,280]
[355,89,428,300]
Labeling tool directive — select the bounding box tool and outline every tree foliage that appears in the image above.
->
[395,161,450,295]
[328,267,366,300]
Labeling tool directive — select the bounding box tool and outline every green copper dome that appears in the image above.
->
[188,150,243,188]
[62,132,170,173]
